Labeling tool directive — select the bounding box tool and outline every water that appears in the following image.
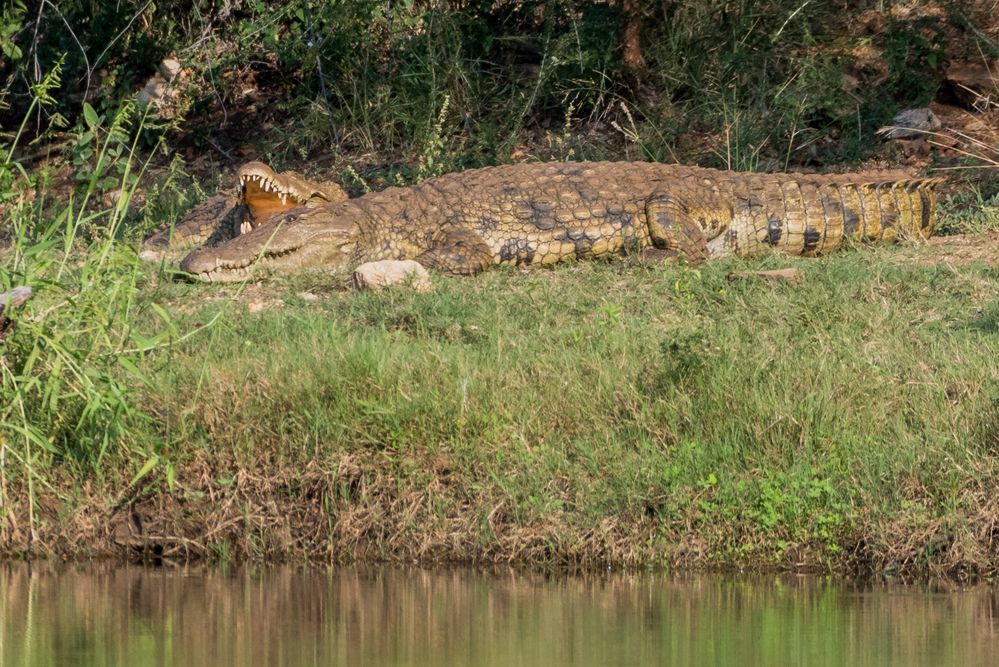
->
[0,565,996,666]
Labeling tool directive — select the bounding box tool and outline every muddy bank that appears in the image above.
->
[4,446,999,580]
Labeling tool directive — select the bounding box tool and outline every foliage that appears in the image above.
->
[0,1,26,64]
[0,69,176,519]
[0,1,983,169]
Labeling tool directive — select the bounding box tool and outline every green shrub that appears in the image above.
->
[0,1,978,170]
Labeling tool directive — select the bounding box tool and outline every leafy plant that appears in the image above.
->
[0,1,26,63]
[417,94,452,182]
[0,69,178,536]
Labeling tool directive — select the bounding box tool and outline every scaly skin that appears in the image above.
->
[143,162,347,251]
[175,161,943,282]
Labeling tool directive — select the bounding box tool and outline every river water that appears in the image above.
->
[0,565,996,666]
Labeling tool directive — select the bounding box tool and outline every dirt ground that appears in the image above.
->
[894,231,999,266]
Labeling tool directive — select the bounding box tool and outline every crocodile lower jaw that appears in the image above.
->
[185,247,304,283]
[195,266,251,283]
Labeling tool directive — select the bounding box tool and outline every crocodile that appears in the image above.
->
[143,161,347,253]
[163,161,943,282]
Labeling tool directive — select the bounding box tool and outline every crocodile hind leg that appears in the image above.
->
[644,192,709,264]
[416,228,494,275]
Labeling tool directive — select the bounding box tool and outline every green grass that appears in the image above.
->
[7,229,999,574]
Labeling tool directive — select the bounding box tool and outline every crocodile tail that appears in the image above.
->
[760,175,944,257]
[701,172,943,258]
[833,176,944,247]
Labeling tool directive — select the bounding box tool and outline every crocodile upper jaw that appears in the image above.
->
[238,162,332,227]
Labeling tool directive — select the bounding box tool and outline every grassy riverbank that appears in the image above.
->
[4,210,999,577]
[3,0,999,576]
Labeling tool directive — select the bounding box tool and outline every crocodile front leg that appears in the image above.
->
[416,228,494,275]
[644,192,709,264]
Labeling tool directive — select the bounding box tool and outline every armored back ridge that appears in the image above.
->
[151,161,943,282]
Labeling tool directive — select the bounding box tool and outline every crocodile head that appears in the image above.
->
[179,205,360,282]
[143,161,348,253]
[237,161,347,232]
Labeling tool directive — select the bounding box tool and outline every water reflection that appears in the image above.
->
[0,565,996,666]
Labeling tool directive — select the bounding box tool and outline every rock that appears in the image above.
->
[351,260,432,292]
[945,60,999,110]
[158,58,182,82]
[726,269,805,284]
[297,292,320,302]
[102,188,124,208]
[876,107,941,139]
[0,286,32,315]
[0,286,33,339]
[137,80,164,106]
[139,249,168,263]
[137,58,187,118]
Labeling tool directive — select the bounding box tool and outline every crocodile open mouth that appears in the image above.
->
[239,168,302,226]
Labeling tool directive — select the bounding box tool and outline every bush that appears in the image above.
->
[0,1,980,171]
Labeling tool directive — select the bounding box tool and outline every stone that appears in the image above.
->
[158,58,182,82]
[351,260,432,292]
[945,60,999,111]
[137,58,186,117]
[139,249,168,263]
[0,286,32,339]
[876,108,941,139]
[0,285,32,313]
[137,80,165,106]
